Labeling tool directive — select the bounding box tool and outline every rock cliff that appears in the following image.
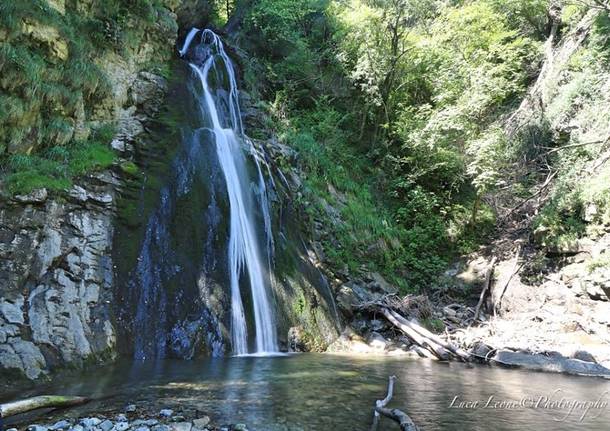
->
[0,0,182,380]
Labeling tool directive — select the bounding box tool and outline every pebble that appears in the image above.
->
[133,419,159,427]
[99,420,114,431]
[80,418,102,428]
[126,404,137,413]
[27,426,48,431]
[113,422,130,431]
[233,424,248,431]
[152,426,170,431]
[71,425,85,431]
[169,422,192,431]
[192,417,210,429]
[159,409,174,417]
[7,428,18,431]
[116,414,128,422]
[132,427,150,431]
[51,420,71,430]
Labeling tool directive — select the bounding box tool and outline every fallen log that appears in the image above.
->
[389,309,470,361]
[410,345,436,359]
[0,396,90,418]
[371,376,419,431]
[380,308,470,361]
[380,307,451,361]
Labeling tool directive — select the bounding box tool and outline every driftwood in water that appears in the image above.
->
[0,395,90,418]
[473,256,497,322]
[371,376,419,431]
[380,308,469,361]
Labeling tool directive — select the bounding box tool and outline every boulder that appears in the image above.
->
[369,272,398,294]
[192,417,210,429]
[492,350,610,377]
[169,423,192,431]
[336,286,358,316]
[367,332,388,351]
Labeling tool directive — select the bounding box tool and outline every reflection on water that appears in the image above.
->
[4,354,610,430]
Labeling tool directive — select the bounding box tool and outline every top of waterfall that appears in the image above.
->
[178,28,225,58]
[184,28,244,136]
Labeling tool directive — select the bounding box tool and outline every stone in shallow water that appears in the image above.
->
[159,409,174,417]
[132,420,158,427]
[233,424,248,431]
[192,417,210,429]
[169,422,192,431]
[50,420,71,430]
[493,350,610,377]
[152,426,170,431]
[99,420,114,431]
[80,418,101,428]
[27,426,48,431]
[115,415,128,423]
[125,404,137,413]
[113,422,129,431]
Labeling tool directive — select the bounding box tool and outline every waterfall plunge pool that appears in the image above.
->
[3,354,610,430]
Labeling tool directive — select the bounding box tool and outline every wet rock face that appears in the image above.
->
[0,67,171,382]
[0,177,117,380]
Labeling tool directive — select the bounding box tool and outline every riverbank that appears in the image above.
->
[327,239,610,379]
[3,405,249,431]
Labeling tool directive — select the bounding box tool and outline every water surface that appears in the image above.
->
[4,354,610,430]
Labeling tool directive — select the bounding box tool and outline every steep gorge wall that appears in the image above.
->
[0,0,209,381]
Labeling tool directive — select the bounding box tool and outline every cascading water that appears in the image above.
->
[180,29,278,355]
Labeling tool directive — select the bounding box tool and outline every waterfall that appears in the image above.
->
[180,29,278,355]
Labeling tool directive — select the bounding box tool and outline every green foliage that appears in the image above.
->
[588,253,610,272]
[273,99,450,291]
[422,317,445,333]
[238,0,550,291]
[0,0,173,191]
[485,0,550,39]
[533,161,610,246]
[590,11,610,62]
[2,126,116,195]
[243,0,337,105]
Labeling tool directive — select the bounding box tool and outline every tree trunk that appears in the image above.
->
[0,396,90,418]
[473,256,497,321]
[381,307,470,361]
[471,194,480,225]
[380,308,451,360]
